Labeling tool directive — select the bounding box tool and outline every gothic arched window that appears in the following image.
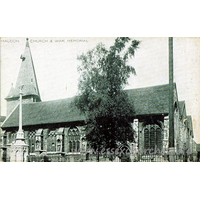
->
[72,141,76,152]
[150,127,155,149]
[47,131,56,152]
[156,128,162,150]
[77,140,80,152]
[144,128,149,150]
[143,124,163,152]
[69,141,72,152]
[68,126,80,153]
[29,132,36,153]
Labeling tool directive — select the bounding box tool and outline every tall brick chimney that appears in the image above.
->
[169,37,175,149]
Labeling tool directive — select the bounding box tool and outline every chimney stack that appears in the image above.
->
[169,37,174,148]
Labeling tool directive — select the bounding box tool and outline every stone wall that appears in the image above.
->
[2,113,196,162]
[138,121,144,153]
[3,124,87,161]
[163,116,169,151]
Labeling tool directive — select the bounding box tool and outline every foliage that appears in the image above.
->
[75,37,140,160]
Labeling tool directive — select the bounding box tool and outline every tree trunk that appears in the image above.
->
[97,151,100,162]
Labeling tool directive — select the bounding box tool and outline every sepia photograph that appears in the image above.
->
[1,2,200,200]
[0,37,200,162]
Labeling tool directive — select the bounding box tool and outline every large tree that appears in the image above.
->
[75,37,140,161]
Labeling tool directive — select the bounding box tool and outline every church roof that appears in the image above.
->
[1,83,175,128]
[6,85,15,98]
[2,97,84,128]
[0,116,6,123]
[5,38,41,101]
[178,101,186,118]
[126,83,172,115]
[179,101,185,112]
[186,115,193,137]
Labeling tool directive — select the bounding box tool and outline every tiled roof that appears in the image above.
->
[5,38,41,101]
[186,115,193,136]
[126,83,171,115]
[6,86,15,99]
[2,97,85,128]
[2,83,175,128]
[0,116,6,122]
[178,101,186,118]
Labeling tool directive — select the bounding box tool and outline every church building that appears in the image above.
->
[0,38,196,162]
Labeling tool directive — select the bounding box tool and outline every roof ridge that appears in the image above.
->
[22,96,75,105]
[124,83,173,91]
[21,83,175,105]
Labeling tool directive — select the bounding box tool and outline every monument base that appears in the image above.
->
[10,140,29,162]
[168,147,176,162]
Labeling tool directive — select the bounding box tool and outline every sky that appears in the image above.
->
[1,37,200,143]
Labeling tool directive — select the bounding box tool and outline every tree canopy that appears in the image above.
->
[75,37,140,161]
